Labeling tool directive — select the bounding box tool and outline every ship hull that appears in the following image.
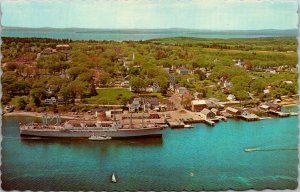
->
[20,128,163,138]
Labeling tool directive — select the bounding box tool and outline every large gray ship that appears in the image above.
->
[19,114,163,138]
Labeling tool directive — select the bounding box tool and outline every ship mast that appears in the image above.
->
[142,112,144,128]
[130,112,133,128]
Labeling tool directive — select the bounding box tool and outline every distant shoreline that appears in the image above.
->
[3,103,297,119]
[2,28,297,41]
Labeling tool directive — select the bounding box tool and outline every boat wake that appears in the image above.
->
[244,147,298,152]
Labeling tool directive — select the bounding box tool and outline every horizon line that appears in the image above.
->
[2,26,298,31]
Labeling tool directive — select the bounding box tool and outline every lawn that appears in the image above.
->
[84,88,134,105]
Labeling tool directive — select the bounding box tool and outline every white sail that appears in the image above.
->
[112,173,117,183]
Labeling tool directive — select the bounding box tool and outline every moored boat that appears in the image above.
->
[184,124,194,128]
[19,114,163,138]
[88,135,112,141]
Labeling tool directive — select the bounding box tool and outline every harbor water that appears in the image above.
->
[1,108,298,191]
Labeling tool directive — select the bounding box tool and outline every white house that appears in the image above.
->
[227,94,236,101]
[44,97,57,105]
[176,87,188,95]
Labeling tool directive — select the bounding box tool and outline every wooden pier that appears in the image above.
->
[167,120,185,128]
[204,119,215,126]
[268,110,290,117]
[240,114,260,121]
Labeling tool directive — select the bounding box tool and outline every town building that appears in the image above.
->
[143,97,160,111]
[211,108,220,116]
[56,44,70,51]
[260,103,281,112]
[44,97,57,105]
[176,87,188,95]
[226,107,243,116]
[191,100,208,112]
[168,74,176,82]
[176,67,190,75]
[193,92,204,99]
[163,67,170,73]
[121,81,130,87]
[199,108,215,119]
[105,109,123,118]
[146,84,161,93]
[227,94,236,101]
[187,78,195,83]
[128,98,142,112]
[283,80,293,84]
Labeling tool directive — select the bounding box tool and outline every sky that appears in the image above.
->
[1,0,298,30]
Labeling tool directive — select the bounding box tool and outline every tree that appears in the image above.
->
[11,96,29,110]
[194,69,206,81]
[66,66,88,80]
[96,71,110,86]
[68,80,91,98]
[130,76,146,92]
[154,76,169,94]
[30,87,46,106]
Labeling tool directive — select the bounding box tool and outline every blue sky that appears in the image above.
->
[2,0,298,30]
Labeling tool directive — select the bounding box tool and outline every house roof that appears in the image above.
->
[144,97,159,106]
[177,67,189,71]
[200,108,212,115]
[211,108,218,113]
[191,100,207,105]
[265,102,280,108]
[226,107,238,113]
[260,104,269,109]
[208,98,220,102]
[178,87,187,90]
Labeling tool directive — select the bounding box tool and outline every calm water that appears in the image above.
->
[2,29,296,41]
[1,110,298,191]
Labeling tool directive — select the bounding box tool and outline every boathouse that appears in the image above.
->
[199,108,215,119]
[266,102,281,111]
[211,108,220,115]
[260,103,281,112]
[226,107,242,116]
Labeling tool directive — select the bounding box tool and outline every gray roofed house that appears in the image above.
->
[176,67,190,75]
[226,107,243,116]
[143,97,160,111]
[199,108,215,119]
[211,108,220,115]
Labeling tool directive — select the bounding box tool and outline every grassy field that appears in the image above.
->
[84,88,133,105]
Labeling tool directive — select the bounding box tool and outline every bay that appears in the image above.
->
[2,28,297,41]
[1,108,298,191]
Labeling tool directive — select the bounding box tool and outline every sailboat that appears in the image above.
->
[111,173,117,183]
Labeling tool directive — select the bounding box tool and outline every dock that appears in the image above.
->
[203,119,215,126]
[167,121,185,128]
[240,113,260,121]
[268,110,290,117]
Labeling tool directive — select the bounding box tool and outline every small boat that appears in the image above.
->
[184,124,194,128]
[244,148,258,152]
[88,135,112,141]
[111,173,117,183]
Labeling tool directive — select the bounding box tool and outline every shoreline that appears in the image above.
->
[3,103,298,121]
[281,103,298,107]
[3,111,81,120]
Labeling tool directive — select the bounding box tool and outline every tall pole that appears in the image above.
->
[142,112,144,128]
[130,112,133,128]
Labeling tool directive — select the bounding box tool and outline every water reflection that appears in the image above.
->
[20,136,163,148]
